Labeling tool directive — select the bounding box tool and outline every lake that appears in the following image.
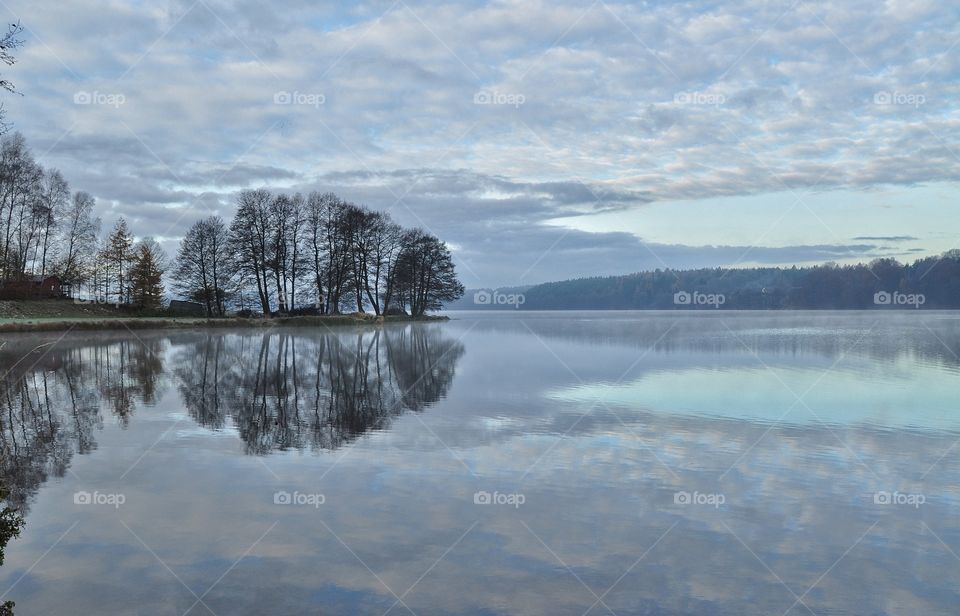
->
[1,311,959,615]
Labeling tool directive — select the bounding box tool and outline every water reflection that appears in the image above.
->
[0,483,22,616]
[1,314,959,614]
[0,336,167,510]
[0,325,464,508]
[0,323,466,612]
[171,326,465,453]
[459,310,960,370]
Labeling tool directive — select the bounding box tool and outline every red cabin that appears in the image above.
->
[0,275,65,300]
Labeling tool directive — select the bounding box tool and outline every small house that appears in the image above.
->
[0,275,64,300]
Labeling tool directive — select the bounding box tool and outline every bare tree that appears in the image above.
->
[173,217,230,316]
[228,189,274,314]
[0,22,24,133]
[0,133,41,280]
[393,229,464,315]
[345,204,377,313]
[34,169,69,277]
[306,192,352,314]
[57,191,100,293]
[287,193,306,311]
[267,194,294,312]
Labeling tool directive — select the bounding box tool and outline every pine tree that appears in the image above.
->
[130,242,164,309]
[104,218,134,304]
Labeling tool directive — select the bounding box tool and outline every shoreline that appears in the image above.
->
[0,314,449,333]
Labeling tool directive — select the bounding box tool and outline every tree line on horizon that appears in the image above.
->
[499,253,960,310]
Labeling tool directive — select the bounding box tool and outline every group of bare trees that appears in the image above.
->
[0,131,461,315]
[0,133,167,307]
[0,133,100,286]
[174,190,464,316]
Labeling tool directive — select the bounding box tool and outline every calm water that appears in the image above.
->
[1,311,959,615]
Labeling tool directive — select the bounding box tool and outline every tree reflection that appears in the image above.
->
[171,325,465,454]
[0,336,167,511]
[0,335,167,614]
[0,483,24,615]
[0,325,462,612]
[0,325,464,515]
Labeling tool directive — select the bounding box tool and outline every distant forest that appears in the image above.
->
[454,252,960,310]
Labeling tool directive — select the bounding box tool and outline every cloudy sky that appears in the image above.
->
[3,0,959,286]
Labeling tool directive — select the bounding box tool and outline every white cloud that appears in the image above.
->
[2,0,957,284]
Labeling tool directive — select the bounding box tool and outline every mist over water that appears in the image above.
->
[1,312,959,614]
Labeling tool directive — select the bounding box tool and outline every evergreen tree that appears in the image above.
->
[102,218,134,304]
[129,241,165,309]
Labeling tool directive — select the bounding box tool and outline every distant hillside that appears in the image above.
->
[447,252,960,310]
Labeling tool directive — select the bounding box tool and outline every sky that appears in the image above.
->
[2,0,959,287]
